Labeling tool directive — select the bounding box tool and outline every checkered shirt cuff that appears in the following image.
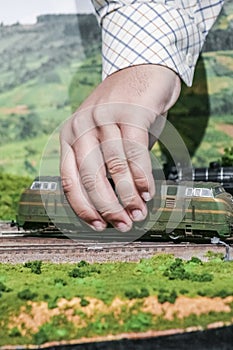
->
[92,0,224,87]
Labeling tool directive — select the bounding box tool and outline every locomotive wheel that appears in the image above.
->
[169,231,182,242]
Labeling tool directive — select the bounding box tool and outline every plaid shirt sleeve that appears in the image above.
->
[92,0,224,86]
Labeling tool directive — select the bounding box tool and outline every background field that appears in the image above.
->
[0,2,232,219]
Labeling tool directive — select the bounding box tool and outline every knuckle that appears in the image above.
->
[92,110,102,126]
[71,116,81,136]
[97,200,121,217]
[76,208,93,221]
[115,180,137,206]
[134,175,149,190]
[81,173,97,193]
[61,177,73,193]
[126,143,147,161]
[93,107,111,126]
[128,148,144,161]
[120,193,137,207]
[107,157,128,176]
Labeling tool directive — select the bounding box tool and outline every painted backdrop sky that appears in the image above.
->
[0,0,94,24]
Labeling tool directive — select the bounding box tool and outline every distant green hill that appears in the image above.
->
[0,2,232,176]
[0,14,101,175]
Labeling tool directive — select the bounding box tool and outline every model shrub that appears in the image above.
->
[8,327,21,338]
[213,289,233,298]
[80,297,90,307]
[54,278,67,286]
[158,289,177,304]
[68,267,90,279]
[0,282,7,292]
[163,258,213,282]
[17,288,38,301]
[125,287,150,300]
[24,260,42,274]
[33,328,49,346]
[68,261,100,279]
[187,257,203,265]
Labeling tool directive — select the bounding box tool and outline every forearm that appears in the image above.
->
[92,0,224,86]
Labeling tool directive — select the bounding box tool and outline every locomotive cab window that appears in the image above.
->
[30,181,41,190]
[214,186,225,196]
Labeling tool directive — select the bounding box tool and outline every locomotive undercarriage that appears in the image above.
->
[144,228,229,243]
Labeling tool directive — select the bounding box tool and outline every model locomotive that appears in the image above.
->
[16,174,233,241]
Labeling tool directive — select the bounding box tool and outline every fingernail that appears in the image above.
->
[90,220,105,232]
[141,192,152,202]
[131,209,145,221]
[115,222,131,232]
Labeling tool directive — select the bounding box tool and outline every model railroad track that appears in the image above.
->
[0,238,231,263]
[0,221,62,237]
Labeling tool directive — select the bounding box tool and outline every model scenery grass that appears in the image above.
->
[0,253,233,347]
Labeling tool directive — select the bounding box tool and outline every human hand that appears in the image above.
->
[60,64,181,232]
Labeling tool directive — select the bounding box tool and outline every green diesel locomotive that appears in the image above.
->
[17,177,233,241]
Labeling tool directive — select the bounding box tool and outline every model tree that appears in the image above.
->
[221,147,233,166]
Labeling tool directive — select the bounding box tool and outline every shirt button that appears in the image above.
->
[186,53,193,67]
[198,22,205,32]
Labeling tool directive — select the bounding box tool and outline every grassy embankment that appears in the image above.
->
[0,253,233,346]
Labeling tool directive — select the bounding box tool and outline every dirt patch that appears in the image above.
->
[143,296,233,321]
[9,298,86,336]
[217,123,233,138]
[0,105,29,115]
[216,55,233,71]
[9,295,233,336]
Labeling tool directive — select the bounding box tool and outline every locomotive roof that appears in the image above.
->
[162,180,224,189]
[31,177,224,190]
[33,176,61,182]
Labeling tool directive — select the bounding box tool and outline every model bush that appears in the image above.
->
[163,258,213,282]
[80,297,90,307]
[0,282,7,292]
[68,261,100,279]
[158,289,177,304]
[24,260,42,274]
[125,287,150,300]
[17,288,38,301]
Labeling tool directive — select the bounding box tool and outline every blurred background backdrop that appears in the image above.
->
[0,0,232,219]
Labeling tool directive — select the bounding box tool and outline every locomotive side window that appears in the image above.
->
[201,188,213,197]
[30,181,57,191]
[185,188,193,197]
[193,188,201,197]
[50,182,57,190]
[42,182,49,190]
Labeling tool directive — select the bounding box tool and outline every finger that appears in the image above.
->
[120,124,155,202]
[73,133,133,232]
[99,124,148,222]
[60,140,107,232]
[149,113,167,149]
